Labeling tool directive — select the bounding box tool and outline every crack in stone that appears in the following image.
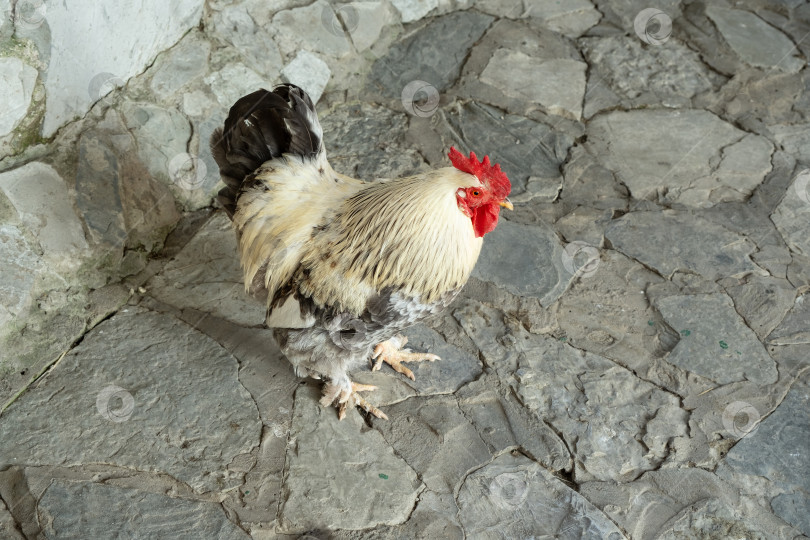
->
[365,413,428,526]
[1,301,127,417]
[562,328,685,403]
[452,392,492,453]
[274,383,299,530]
[0,491,26,539]
[451,445,518,539]
[506,385,574,469]
[720,364,810,462]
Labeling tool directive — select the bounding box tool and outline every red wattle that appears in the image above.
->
[471,203,500,238]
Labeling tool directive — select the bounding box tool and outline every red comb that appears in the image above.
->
[448,147,511,199]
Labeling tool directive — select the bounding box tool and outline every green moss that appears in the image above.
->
[0,37,50,159]
[0,36,25,58]
[0,36,41,66]
[2,74,50,158]
[14,121,47,148]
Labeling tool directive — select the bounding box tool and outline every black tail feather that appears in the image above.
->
[210,84,323,218]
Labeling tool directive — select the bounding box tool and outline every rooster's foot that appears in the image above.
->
[371,334,440,381]
[320,379,388,421]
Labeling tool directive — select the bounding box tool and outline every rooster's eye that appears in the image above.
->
[472,190,480,196]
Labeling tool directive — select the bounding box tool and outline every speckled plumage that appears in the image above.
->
[211,84,487,406]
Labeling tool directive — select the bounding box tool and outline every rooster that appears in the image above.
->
[211,84,512,419]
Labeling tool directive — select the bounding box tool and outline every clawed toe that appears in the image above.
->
[371,334,441,381]
[321,379,387,420]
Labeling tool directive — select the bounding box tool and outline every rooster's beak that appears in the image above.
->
[499,198,513,210]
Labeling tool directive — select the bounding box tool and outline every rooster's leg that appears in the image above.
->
[371,334,440,381]
[320,379,388,420]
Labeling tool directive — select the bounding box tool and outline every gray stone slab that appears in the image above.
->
[442,101,574,196]
[480,51,586,120]
[718,71,804,130]
[767,294,810,346]
[526,0,601,37]
[149,31,211,100]
[271,0,353,59]
[150,302,298,525]
[697,201,788,257]
[771,169,810,258]
[475,0,600,37]
[0,57,37,137]
[0,224,41,332]
[342,1,393,53]
[366,11,493,96]
[277,385,421,532]
[514,335,685,482]
[0,495,23,540]
[581,468,803,540]
[320,102,425,180]
[770,124,810,163]
[655,293,778,385]
[333,489,465,539]
[39,0,204,135]
[0,0,11,41]
[581,35,717,108]
[192,111,230,211]
[554,249,670,382]
[456,453,625,539]
[456,377,572,473]
[472,219,572,308]
[724,375,810,493]
[559,146,628,212]
[454,302,686,483]
[554,207,612,247]
[119,101,192,187]
[209,5,282,77]
[660,497,798,539]
[585,109,772,206]
[75,132,126,246]
[390,0,442,23]
[204,63,274,108]
[0,162,88,264]
[280,50,330,104]
[38,480,250,539]
[721,276,796,341]
[372,394,491,493]
[148,212,265,327]
[605,210,766,281]
[593,0,681,33]
[707,6,804,72]
[0,308,261,492]
[582,72,621,120]
[456,18,584,121]
[74,110,181,251]
[771,491,810,537]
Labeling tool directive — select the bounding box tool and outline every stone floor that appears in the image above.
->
[1,0,810,538]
